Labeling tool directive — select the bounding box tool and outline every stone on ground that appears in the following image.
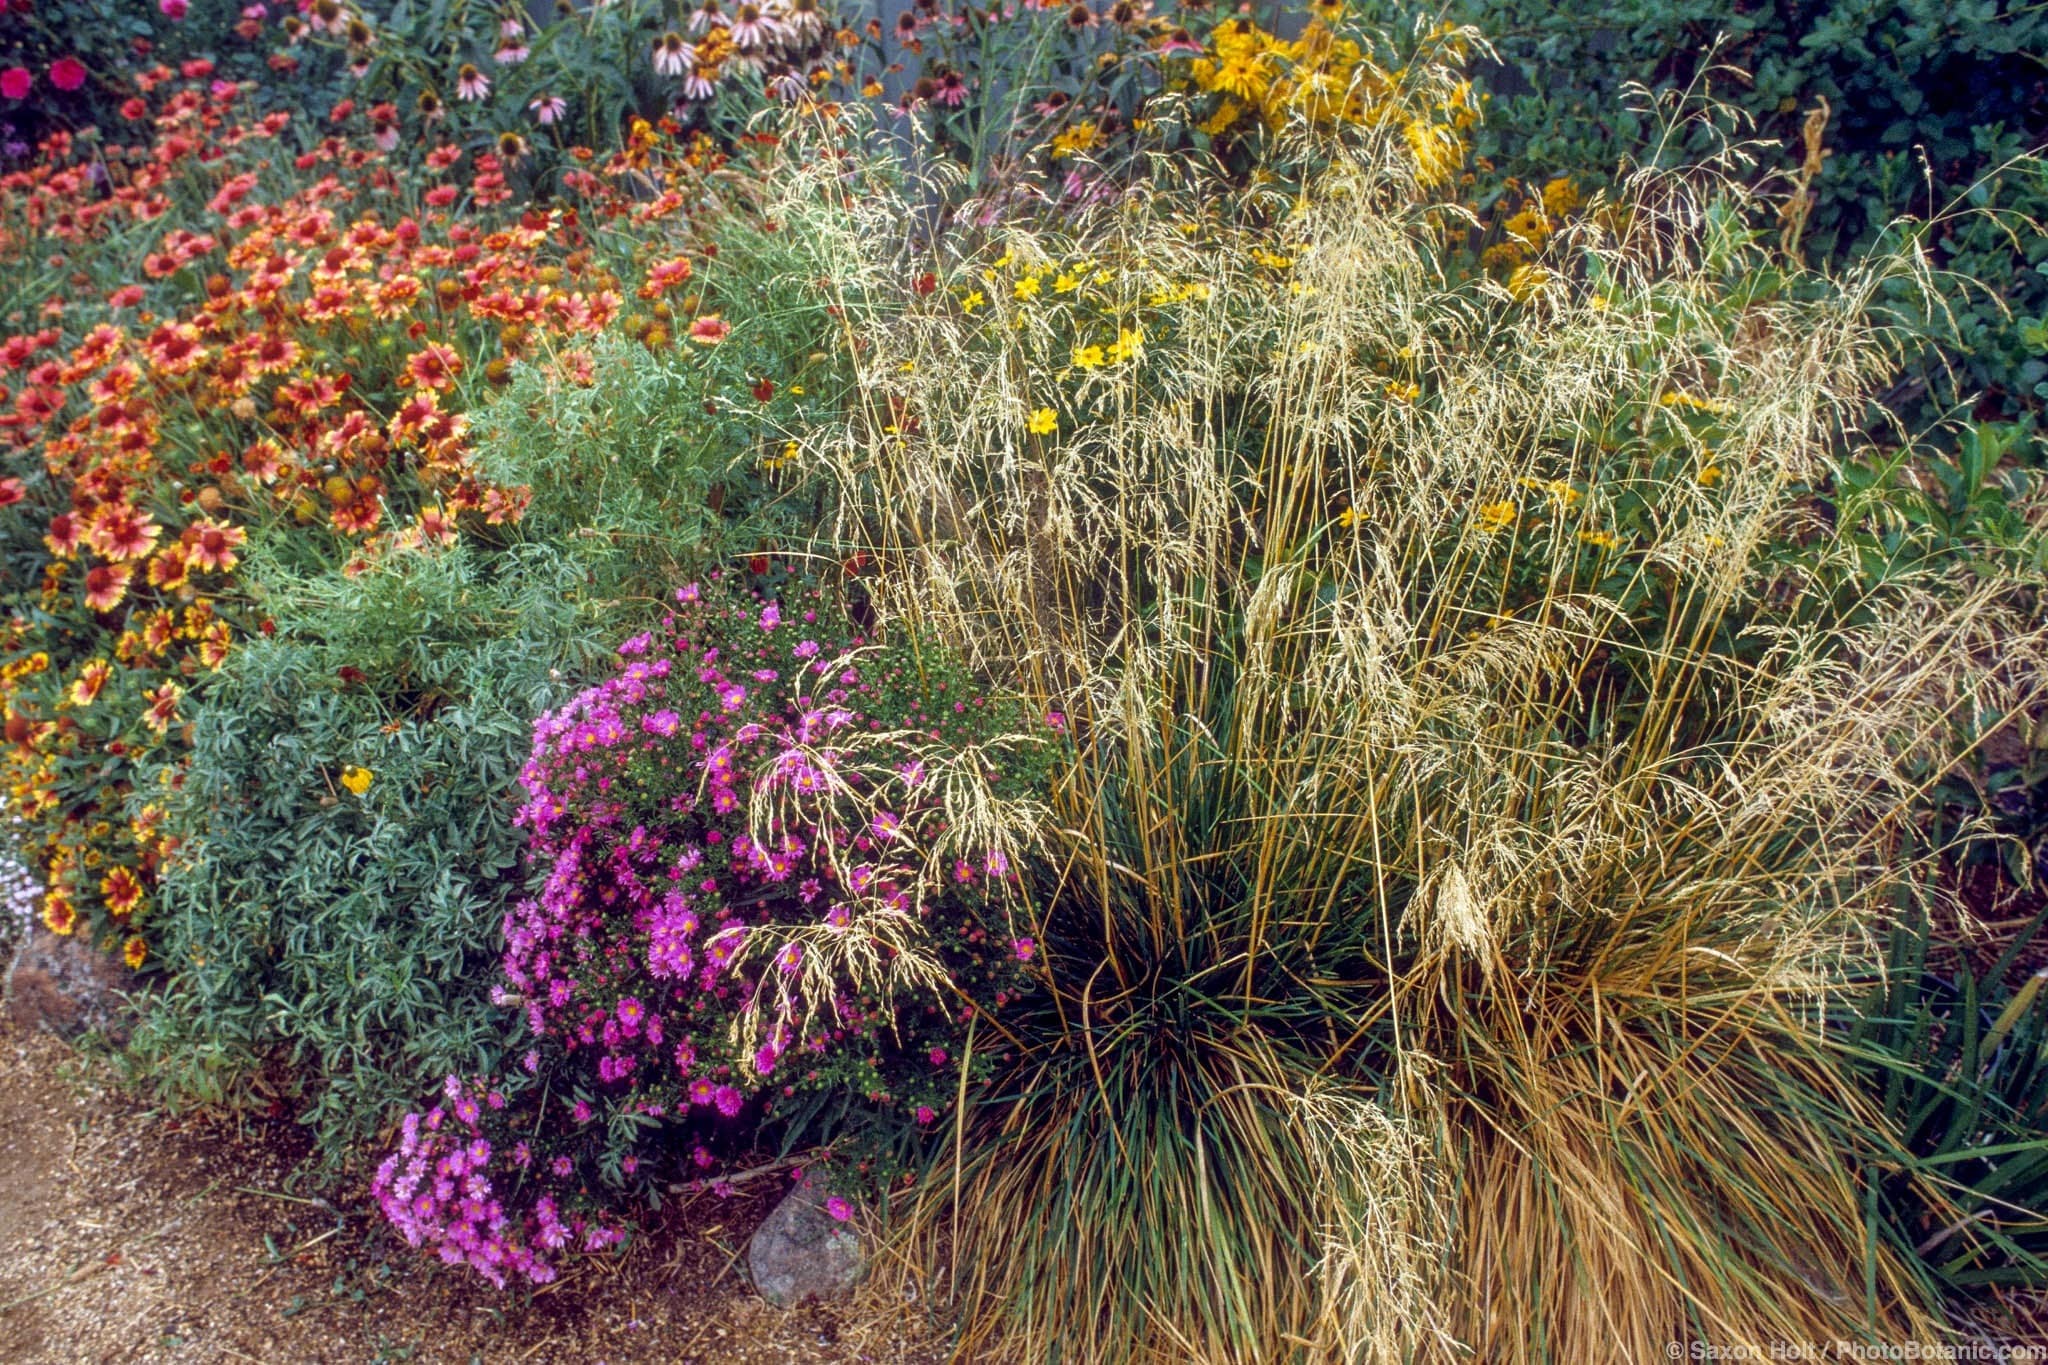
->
[747,1178,865,1308]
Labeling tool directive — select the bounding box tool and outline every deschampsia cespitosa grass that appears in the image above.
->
[761,59,2048,1362]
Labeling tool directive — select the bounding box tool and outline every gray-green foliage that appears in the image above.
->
[472,331,818,569]
[475,335,724,568]
[124,325,798,1164]
[125,545,620,1163]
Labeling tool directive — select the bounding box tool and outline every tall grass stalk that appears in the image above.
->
[765,80,2048,1361]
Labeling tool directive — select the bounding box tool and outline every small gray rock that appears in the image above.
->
[747,1179,865,1308]
[4,926,138,1042]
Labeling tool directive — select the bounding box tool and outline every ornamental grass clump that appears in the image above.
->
[371,576,1047,1282]
[762,71,2048,1362]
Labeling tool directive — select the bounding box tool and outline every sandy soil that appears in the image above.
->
[0,1023,946,1364]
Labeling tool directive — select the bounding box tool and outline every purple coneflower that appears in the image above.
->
[653,31,694,76]
[727,2,784,50]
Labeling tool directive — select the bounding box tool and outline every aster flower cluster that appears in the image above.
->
[370,1074,620,1288]
[506,575,1035,1119]
[372,575,1046,1284]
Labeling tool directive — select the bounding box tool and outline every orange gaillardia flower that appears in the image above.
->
[83,563,134,611]
[68,658,113,707]
[41,889,77,935]
[402,343,464,391]
[101,864,146,918]
[123,936,148,969]
[141,680,182,734]
[89,502,162,561]
[198,620,232,669]
[187,519,246,573]
[141,609,178,654]
[147,544,192,593]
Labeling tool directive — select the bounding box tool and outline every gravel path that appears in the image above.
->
[0,1023,943,1364]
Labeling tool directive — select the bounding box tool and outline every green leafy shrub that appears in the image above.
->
[1376,0,2048,429]
[124,544,620,1160]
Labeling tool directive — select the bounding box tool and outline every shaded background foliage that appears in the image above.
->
[1381,0,2048,428]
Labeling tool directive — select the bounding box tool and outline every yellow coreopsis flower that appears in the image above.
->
[1048,121,1101,160]
[1476,501,1518,533]
[1027,407,1058,436]
[341,765,375,795]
